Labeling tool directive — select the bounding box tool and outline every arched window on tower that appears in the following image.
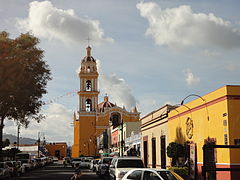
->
[86,80,92,91]
[86,99,92,112]
[87,66,91,73]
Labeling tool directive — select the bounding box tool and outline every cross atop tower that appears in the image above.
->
[86,37,91,46]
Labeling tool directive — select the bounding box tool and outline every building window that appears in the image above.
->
[224,134,228,145]
[234,139,240,145]
[110,113,121,129]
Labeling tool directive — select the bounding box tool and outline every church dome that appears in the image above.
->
[82,46,96,62]
[98,96,115,112]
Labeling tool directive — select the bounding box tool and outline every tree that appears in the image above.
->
[3,148,21,160]
[3,138,10,147]
[167,142,185,166]
[0,31,51,161]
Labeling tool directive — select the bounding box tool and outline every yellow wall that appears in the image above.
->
[72,107,140,157]
[227,86,240,163]
[168,85,240,164]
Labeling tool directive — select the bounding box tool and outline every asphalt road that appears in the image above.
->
[11,162,102,180]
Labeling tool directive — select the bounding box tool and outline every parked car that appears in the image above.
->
[122,168,183,180]
[63,157,71,164]
[0,162,11,179]
[109,157,144,180]
[80,158,93,168]
[16,161,25,176]
[90,158,100,171]
[31,159,38,169]
[71,158,82,168]
[52,156,59,162]
[5,161,17,176]
[19,159,33,171]
[97,157,113,177]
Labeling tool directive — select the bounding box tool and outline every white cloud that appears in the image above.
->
[184,69,200,86]
[17,1,113,45]
[136,2,240,49]
[203,49,220,57]
[96,60,137,110]
[4,103,73,145]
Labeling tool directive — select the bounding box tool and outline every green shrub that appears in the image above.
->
[168,166,188,179]
[167,142,185,166]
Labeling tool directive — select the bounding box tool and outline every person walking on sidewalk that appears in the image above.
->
[71,164,82,180]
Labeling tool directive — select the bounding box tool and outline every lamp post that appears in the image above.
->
[17,124,20,149]
[181,94,209,121]
[37,132,40,158]
[121,119,124,157]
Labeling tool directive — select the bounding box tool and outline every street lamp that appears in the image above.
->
[120,119,124,157]
[181,94,209,121]
[17,124,20,149]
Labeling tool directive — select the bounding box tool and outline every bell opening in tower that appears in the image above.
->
[86,99,92,112]
[86,80,92,91]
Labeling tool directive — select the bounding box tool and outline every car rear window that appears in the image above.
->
[72,158,81,161]
[156,171,177,180]
[103,158,112,164]
[117,159,144,168]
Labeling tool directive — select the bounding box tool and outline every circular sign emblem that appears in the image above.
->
[186,117,193,139]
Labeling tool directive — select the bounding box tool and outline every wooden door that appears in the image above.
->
[152,138,156,168]
[160,135,166,169]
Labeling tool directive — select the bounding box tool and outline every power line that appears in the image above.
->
[43,90,78,105]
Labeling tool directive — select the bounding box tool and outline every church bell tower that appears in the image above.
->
[78,46,99,112]
[72,46,99,157]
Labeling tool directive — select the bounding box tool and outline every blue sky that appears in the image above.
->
[1,0,240,144]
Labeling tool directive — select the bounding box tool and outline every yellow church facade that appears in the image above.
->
[72,47,140,157]
[168,85,240,179]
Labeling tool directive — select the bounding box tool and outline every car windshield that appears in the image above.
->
[72,158,81,161]
[102,158,112,164]
[117,159,144,168]
[20,160,29,163]
[156,171,177,180]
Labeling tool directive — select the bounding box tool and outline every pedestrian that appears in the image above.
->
[63,159,67,168]
[71,164,82,180]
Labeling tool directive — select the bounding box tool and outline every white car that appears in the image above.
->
[0,162,11,179]
[80,158,92,168]
[109,157,144,180]
[71,158,82,168]
[19,159,33,171]
[90,159,100,171]
[122,168,183,180]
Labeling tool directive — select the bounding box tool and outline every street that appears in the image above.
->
[12,162,101,180]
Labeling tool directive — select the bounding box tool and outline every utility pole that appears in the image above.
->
[121,120,124,157]
[37,132,40,158]
[17,124,20,149]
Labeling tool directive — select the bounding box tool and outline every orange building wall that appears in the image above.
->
[45,143,67,160]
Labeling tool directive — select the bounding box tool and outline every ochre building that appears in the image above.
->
[72,46,140,157]
[168,85,240,180]
[45,142,67,160]
[140,105,175,169]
